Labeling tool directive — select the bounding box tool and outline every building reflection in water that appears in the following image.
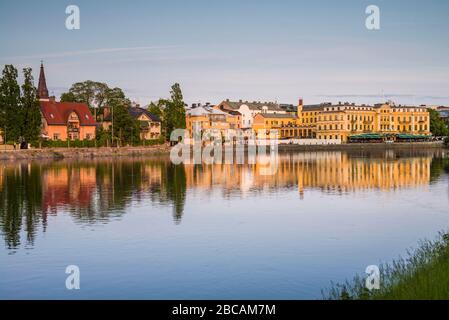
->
[0,149,447,249]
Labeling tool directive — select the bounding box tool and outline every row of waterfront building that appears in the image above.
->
[0,62,437,145]
[186,99,432,143]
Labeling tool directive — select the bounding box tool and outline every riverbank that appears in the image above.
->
[0,142,445,161]
[323,231,449,300]
[0,144,171,161]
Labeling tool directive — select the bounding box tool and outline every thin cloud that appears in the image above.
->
[320,94,417,99]
[0,46,179,61]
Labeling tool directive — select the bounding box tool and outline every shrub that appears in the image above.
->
[35,137,165,149]
[40,139,97,148]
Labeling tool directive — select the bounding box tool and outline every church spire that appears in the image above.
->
[38,61,49,100]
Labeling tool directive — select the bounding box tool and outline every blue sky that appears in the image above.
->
[1,0,448,106]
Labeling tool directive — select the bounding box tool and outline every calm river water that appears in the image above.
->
[1,148,448,299]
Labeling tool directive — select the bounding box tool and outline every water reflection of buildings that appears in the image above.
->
[42,165,97,216]
[0,149,447,249]
[280,152,432,196]
[183,151,435,197]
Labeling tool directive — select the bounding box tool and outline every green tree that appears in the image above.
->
[60,91,78,103]
[60,81,109,121]
[163,83,186,140]
[429,109,449,137]
[95,126,110,147]
[62,80,97,107]
[104,87,127,106]
[0,65,22,143]
[112,104,140,146]
[147,101,163,119]
[106,87,140,146]
[20,68,41,144]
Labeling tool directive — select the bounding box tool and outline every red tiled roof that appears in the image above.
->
[40,100,97,126]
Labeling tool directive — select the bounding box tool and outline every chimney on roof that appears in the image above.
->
[37,61,49,101]
[226,99,230,102]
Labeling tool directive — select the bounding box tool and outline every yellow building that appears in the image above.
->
[296,100,430,142]
[252,113,301,139]
[297,99,321,138]
[102,106,161,140]
[215,100,286,129]
[185,105,241,138]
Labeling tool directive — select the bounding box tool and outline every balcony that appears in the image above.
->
[68,127,79,133]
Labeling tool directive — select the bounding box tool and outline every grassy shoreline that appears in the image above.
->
[323,232,449,300]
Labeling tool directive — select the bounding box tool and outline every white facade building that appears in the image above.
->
[215,100,286,129]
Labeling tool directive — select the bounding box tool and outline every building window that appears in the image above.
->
[53,133,60,140]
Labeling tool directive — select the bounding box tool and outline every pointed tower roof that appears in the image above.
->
[38,61,49,100]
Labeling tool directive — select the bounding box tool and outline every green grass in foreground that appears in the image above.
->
[323,232,449,300]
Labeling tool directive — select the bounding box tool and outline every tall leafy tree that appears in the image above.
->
[0,65,22,143]
[107,87,139,146]
[60,81,109,120]
[164,83,186,140]
[21,68,42,143]
[62,80,97,107]
[429,109,449,137]
[60,91,79,103]
[147,101,163,119]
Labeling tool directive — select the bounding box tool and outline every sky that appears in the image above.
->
[0,0,448,106]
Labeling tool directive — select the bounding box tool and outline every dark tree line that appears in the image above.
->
[0,160,187,249]
[0,64,186,146]
[0,65,41,145]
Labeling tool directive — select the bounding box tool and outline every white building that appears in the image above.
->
[215,99,286,129]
